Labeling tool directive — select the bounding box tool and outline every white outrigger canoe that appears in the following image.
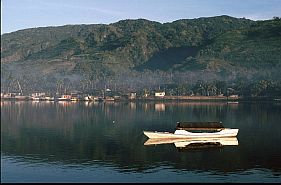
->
[143,129,239,139]
[143,121,238,139]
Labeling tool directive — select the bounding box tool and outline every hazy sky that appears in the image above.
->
[1,0,281,34]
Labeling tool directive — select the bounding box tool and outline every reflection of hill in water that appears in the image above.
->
[1,101,281,173]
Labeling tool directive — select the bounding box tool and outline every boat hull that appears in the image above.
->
[143,129,238,139]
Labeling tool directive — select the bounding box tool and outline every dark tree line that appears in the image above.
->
[2,70,281,97]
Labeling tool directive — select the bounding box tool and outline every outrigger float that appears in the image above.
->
[143,121,239,139]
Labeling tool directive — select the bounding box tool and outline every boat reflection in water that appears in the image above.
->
[144,137,238,151]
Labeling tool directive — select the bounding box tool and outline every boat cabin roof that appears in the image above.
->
[176,121,224,130]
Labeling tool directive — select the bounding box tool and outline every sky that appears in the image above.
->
[1,0,281,34]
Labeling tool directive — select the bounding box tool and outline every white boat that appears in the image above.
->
[143,121,239,139]
[32,97,40,101]
[45,96,55,101]
[58,95,72,101]
[143,129,238,139]
[15,95,30,100]
[84,96,98,101]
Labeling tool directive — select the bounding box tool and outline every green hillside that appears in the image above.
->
[1,15,281,95]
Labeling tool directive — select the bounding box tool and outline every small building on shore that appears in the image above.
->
[155,91,165,97]
[129,92,137,100]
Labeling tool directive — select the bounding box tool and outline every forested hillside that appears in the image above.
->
[1,15,281,96]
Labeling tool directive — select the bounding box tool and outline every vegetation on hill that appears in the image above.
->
[1,16,281,97]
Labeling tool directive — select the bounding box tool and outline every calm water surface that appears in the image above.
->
[1,101,281,182]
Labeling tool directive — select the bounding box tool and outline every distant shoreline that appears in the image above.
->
[133,97,280,103]
[1,95,280,102]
